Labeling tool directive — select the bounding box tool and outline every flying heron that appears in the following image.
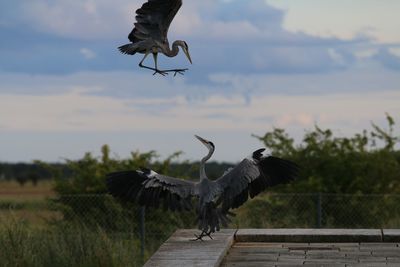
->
[118,0,192,76]
[106,135,299,240]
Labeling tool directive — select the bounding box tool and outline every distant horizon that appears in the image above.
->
[1,115,398,164]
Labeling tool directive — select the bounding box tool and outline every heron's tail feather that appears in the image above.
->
[197,202,234,233]
[118,43,138,55]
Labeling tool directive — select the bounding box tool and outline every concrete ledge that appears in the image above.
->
[144,229,235,267]
[383,229,400,242]
[235,229,383,243]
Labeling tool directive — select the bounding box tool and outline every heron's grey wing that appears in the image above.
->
[106,168,195,212]
[128,0,182,43]
[216,149,299,212]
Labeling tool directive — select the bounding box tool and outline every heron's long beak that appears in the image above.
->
[184,48,192,64]
[195,135,208,145]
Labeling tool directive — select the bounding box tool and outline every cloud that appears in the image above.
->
[389,47,400,57]
[80,48,96,59]
[1,0,385,76]
[373,48,400,70]
[354,48,378,59]
[2,63,399,102]
[20,0,134,40]
[1,83,399,133]
[0,69,399,133]
[1,1,399,163]
[0,67,399,162]
[266,0,400,43]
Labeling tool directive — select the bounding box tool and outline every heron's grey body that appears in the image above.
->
[118,0,192,76]
[106,135,299,239]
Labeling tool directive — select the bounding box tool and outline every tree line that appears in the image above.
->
[1,114,399,195]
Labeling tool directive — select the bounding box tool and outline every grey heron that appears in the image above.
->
[106,135,299,240]
[118,0,192,76]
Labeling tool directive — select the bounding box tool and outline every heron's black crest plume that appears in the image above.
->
[106,135,299,240]
[252,148,266,161]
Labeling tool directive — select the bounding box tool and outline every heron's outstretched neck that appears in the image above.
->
[200,147,214,181]
[164,41,180,57]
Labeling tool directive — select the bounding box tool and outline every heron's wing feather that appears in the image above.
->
[106,169,195,212]
[216,149,299,211]
[128,0,182,43]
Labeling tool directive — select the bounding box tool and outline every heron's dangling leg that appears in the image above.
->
[151,53,186,76]
[138,51,188,76]
[138,51,167,76]
[152,53,168,76]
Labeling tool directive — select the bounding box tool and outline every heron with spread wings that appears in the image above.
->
[119,0,192,76]
[106,135,299,240]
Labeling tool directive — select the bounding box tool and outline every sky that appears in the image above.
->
[0,0,399,163]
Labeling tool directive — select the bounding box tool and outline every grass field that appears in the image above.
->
[0,218,143,267]
[0,180,148,266]
[0,180,55,201]
[0,180,61,225]
[2,180,400,266]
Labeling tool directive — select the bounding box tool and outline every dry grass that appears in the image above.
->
[0,210,63,225]
[0,180,58,225]
[0,180,55,201]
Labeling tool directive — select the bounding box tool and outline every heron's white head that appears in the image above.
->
[179,41,192,64]
[195,135,214,151]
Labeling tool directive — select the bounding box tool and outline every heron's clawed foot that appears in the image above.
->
[159,68,188,77]
[191,234,205,241]
[152,69,168,76]
[172,68,188,77]
[190,230,213,241]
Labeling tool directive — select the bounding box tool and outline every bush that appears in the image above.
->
[254,113,400,194]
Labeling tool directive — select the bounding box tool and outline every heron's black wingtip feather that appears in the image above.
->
[259,156,300,187]
[106,171,145,202]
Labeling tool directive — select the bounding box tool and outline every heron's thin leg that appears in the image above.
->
[205,230,214,240]
[137,51,186,76]
[152,53,168,76]
[152,51,188,76]
[153,53,158,70]
[138,52,167,76]
[138,52,151,69]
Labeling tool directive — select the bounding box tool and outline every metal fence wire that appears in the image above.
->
[2,193,400,262]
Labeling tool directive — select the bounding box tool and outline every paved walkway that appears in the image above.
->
[144,229,400,267]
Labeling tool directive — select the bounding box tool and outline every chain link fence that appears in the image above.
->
[1,193,400,264]
[232,193,400,229]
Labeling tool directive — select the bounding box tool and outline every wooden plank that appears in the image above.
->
[144,229,235,267]
[235,229,382,242]
[146,229,399,266]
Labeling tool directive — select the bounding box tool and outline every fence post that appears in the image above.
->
[316,193,322,228]
[139,206,145,261]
